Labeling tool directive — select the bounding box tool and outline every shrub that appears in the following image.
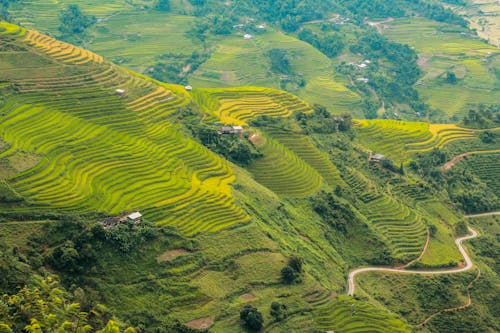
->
[281,256,303,284]
[155,0,171,11]
[270,302,287,322]
[240,305,263,331]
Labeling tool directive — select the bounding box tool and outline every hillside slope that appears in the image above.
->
[0,22,498,333]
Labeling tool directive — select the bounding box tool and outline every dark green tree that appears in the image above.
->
[446,71,457,84]
[270,302,288,322]
[240,305,263,331]
[154,0,171,11]
[58,4,96,35]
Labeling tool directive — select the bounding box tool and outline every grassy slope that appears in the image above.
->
[383,17,499,119]
[190,30,362,115]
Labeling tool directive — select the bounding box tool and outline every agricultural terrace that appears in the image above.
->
[462,152,500,197]
[355,120,477,163]
[343,168,427,262]
[0,23,249,235]
[265,129,344,186]
[309,295,411,333]
[193,87,313,126]
[248,136,323,197]
[190,31,362,114]
[9,1,362,114]
[384,18,499,118]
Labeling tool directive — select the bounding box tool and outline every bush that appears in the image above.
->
[281,256,303,284]
[58,4,96,35]
[270,302,287,322]
[155,0,171,11]
[240,305,263,331]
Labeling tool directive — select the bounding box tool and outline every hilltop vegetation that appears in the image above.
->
[0,0,499,331]
[5,0,498,121]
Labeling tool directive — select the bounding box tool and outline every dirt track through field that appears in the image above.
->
[347,226,478,296]
[347,211,498,296]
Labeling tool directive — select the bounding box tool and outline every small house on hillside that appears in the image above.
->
[370,154,385,163]
[115,89,126,97]
[218,125,244,135]
[185,85,193,91]
[127,211,142,224]
[243,34,253,40]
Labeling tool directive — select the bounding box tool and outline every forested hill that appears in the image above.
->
[2,0,498,122]
[0,20,499,333]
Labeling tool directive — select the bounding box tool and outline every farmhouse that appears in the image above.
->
[370,154,385,163]
[219,125,244,135]
[115,89,126,96]
[185,85,193,91]
[127,211,143,223]
[243,34,253,40]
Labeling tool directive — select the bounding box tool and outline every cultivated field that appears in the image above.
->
[384,18,499,118]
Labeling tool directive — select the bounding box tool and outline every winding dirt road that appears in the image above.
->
[347,226,479,296]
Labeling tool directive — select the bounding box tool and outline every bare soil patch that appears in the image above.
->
[186,317,214,330]
[240,293,255,301]
[439,153,469,171]
[156,249,190,262]
[221,71,231,81]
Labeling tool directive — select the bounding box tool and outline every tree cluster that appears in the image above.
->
[296,104,352,134]
[311,191,356,234]
[0,276,135,333]
[281,256,304,284]
[240,305,263,331]
[298,29,344,58]
[462,105,500,129]
[58,5,96,35]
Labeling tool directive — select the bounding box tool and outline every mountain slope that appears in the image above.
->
[0,21,498,333]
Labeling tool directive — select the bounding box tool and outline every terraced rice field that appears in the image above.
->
[343,168,427,261]
[356,120,477,163]
[463,153,500,197]
[304,292,411,333]
[190,31,362,114]
[384,17,499,117]
[0,23,249,235]
[248,136,323,197]
[194,87,313,126]
[265,129,344,186]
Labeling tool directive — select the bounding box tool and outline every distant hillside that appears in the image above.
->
[5,0,498,121]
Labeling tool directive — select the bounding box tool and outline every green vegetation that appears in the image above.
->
[240,305,264,331]
[0,276,136,333]
[0,10,498,333]
[383,17,499,119]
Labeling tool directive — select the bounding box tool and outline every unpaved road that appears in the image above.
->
[347,226,478,296]
[466,211,500,218]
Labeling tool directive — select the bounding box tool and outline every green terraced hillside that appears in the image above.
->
[0,22,249,235]
[1,18,498,333]
[383,17,499,118]
[355,119,478,163]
